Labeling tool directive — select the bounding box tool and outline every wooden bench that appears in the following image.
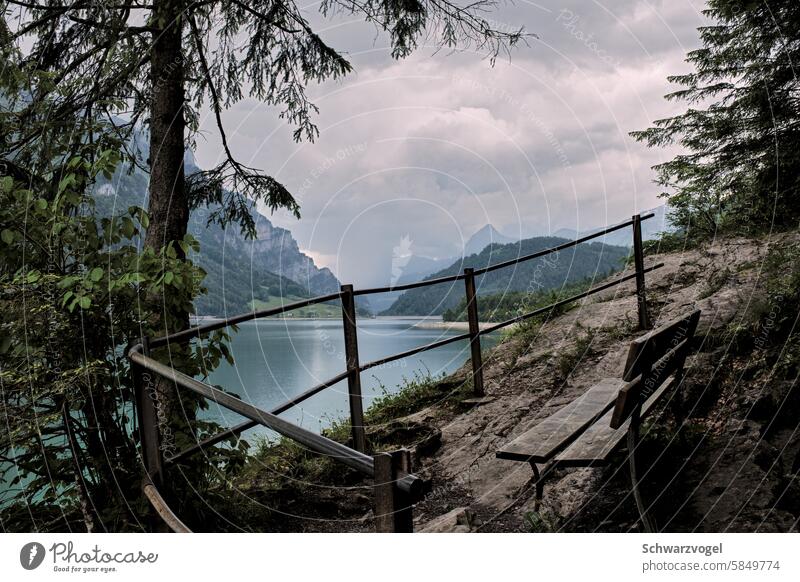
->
[496,309,701,531]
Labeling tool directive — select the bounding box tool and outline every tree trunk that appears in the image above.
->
[145,0,188,423]
[146,0,187,266]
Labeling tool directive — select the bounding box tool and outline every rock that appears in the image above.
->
[419,507,476,533]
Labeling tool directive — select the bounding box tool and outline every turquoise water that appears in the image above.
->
[203,317,499,438]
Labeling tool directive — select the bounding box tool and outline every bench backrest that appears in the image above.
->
[609,309,701,429]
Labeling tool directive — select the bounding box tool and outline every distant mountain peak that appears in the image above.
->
[464,224,516,256]
[550,205,672,247]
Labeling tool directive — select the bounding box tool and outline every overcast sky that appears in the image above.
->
[194,0,709,286]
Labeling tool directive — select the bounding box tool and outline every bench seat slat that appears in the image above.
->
[553,376,675,467]
[495,378,624,463]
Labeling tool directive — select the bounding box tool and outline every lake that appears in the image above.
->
[204,317,500,440]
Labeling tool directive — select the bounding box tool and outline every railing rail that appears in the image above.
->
[142,480,191,533]
[128,212,660,533]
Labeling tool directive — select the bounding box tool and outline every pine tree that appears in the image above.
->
[632,0,800,237]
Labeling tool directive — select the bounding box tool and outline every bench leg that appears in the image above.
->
[529,462,544,511]
[627,410,656,533]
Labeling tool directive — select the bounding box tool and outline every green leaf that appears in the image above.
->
[57,276,80,289]
[164,271,174,285]
[89,267,103,282]
[78,296,91,310]
[61,291,74,306]
[57,174,76,194]
[1,229,13,244]
[120,217,135,239]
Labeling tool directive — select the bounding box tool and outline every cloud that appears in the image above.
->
[193,0,708,286]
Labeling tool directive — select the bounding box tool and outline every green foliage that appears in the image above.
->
[523,509,561,532]
[494,282,600,369]
[362,370,454,425]
[385,239,627,317]
[632,1,800,238]
[0,122,238,532]
[642,229,701,256]
[753,242,800,379]
[320,369,467,448]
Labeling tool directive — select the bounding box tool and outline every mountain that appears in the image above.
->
[364,225,518,312]
[464,224,517,256]
[92,160,344,316]
[552,206,671,247]
[380,236,630,316]
[187,210,342,316]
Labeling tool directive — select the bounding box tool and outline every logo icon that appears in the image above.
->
[20,542,46,570]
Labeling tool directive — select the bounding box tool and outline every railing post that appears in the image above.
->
[632,215,650,330]
[133,336,163,486]
[373,449,414,533]
[341,284,367,453]
[463,268,485,396]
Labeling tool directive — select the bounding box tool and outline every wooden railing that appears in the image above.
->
[127,213,660,532]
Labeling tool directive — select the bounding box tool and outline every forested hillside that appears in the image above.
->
[381,238,629,316]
